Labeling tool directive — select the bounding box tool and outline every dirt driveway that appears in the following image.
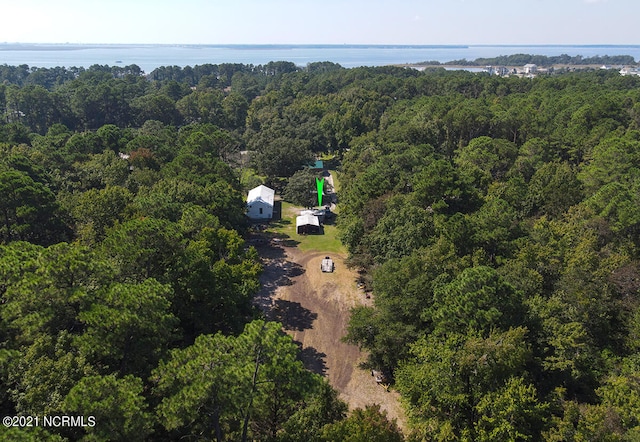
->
[253,239,406,431]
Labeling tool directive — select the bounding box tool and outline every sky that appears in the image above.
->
[0,0,637,46]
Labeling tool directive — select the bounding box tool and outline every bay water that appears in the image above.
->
[1,43,639,73]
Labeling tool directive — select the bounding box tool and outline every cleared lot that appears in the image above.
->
[253,237,406,431]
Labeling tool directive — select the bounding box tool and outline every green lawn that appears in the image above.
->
[268,201,345,254]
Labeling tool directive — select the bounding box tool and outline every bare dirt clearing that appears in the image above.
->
[254,239,406,430]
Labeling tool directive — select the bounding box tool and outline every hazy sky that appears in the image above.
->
[1,0,637,45]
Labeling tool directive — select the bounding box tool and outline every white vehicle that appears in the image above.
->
[321,256,334,273]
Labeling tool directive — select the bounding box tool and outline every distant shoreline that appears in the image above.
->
[401,64,623,69]
[0,43,472,51]
[2,43,639,48]
[1,44,638,72]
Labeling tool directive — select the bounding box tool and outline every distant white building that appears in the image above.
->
[247,185,275,220]
[486,66,509,76]
[523,64,537,74]
[620,67,640,76]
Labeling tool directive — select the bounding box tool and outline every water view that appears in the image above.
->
[1,43,639,72]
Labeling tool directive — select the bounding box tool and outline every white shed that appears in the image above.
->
[300,208,326,223]
[247,185,275,220]
[296,214,320,234]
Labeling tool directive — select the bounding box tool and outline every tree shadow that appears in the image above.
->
[271,299,317,332]
[271,235,301,248]
[286,262,305,278]
[252,242,305,310]
[323,212,337,225]
[258,248,304,289]
[297,344,328,376]
[271,218,291,226]
[266,218,301,248]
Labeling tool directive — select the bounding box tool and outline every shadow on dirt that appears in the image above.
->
[253,242,305,300]
[298,344,328,376]
[272,299,318,331]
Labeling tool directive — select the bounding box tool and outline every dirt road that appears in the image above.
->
[254,240,406,430]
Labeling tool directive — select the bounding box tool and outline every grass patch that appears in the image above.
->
[268,201,345,254]
[297,224,344,254]
[319,153,337,161]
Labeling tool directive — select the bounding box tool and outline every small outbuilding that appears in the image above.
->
[247,185,275,220]
[296,214,320,234]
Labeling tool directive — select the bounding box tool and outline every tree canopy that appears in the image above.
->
[2,59,640,440]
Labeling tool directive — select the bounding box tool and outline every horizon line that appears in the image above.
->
[2,42,640,47]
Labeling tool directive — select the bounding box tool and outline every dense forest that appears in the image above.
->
[423,54,637,67]
[1,59,640,440]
